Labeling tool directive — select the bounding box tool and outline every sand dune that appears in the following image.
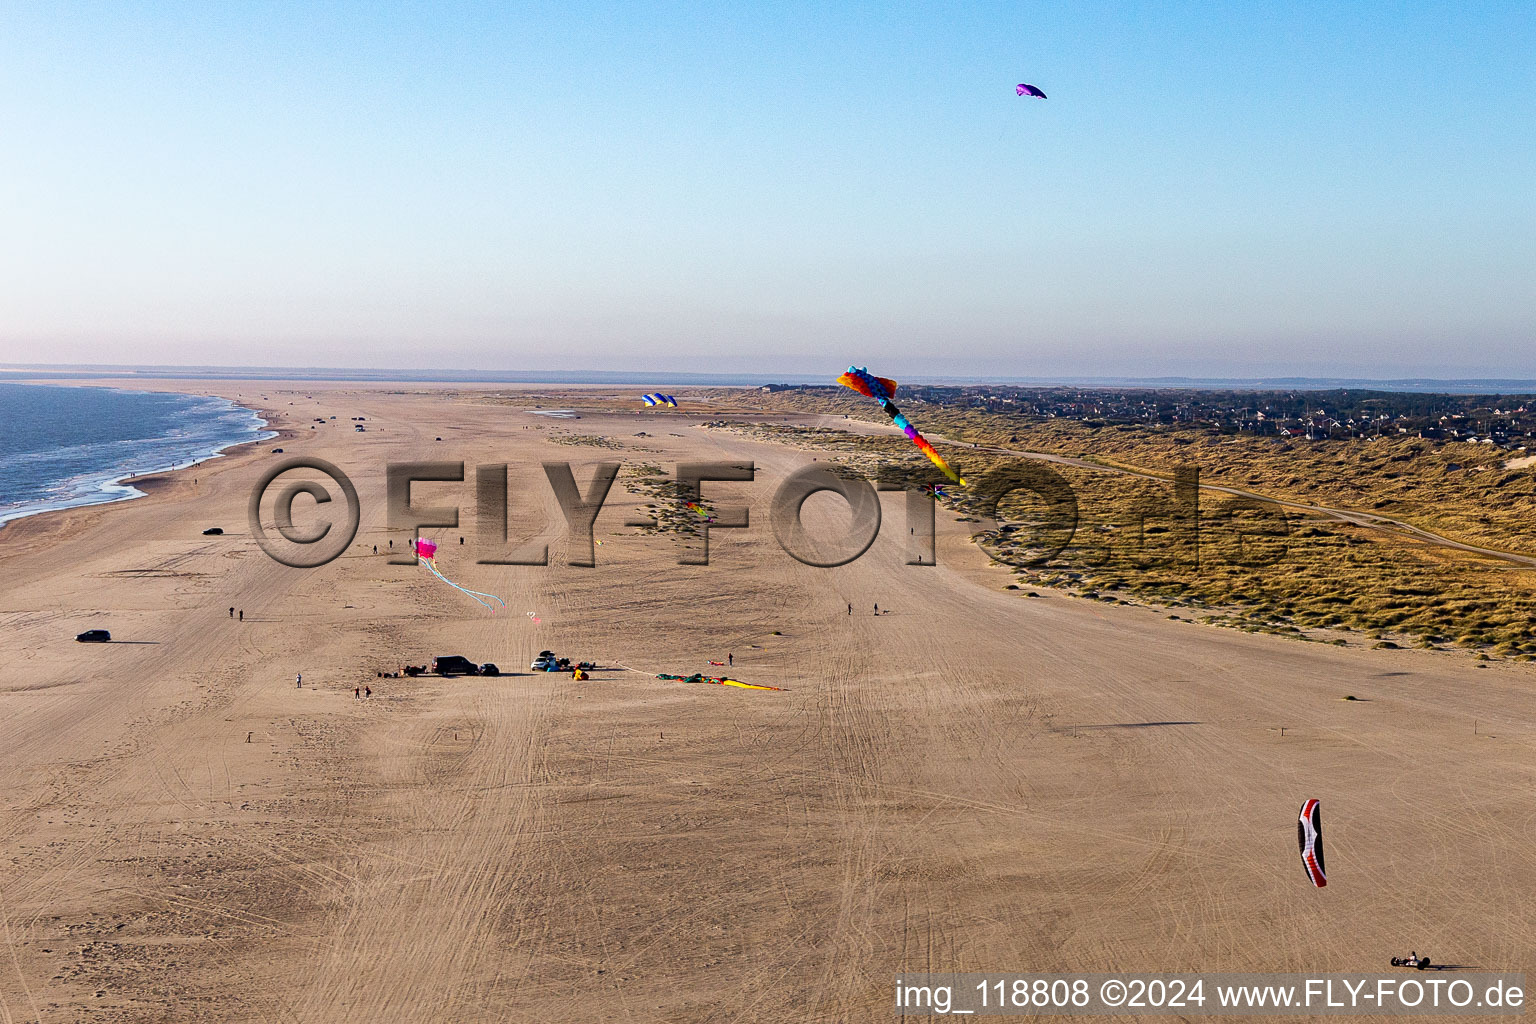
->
[0,384,1530,1021]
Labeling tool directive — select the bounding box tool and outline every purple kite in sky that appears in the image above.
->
[1016,83,1047,99]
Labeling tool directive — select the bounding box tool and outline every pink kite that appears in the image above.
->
[411,537,505,611]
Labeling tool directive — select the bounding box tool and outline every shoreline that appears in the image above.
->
[0,382,277,531]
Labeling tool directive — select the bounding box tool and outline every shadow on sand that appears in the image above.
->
[1071,721,1202,730]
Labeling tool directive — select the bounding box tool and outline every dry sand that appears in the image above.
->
[0,383,1531,1021]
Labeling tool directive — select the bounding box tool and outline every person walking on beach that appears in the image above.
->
[229,607,234,617]
[364,686,372,699]
[848,602,852,616]
[238,609,243,621]
[874,603,879,615]
[296,673,302,689]
[354,687,360,699]
[728,652,733,667]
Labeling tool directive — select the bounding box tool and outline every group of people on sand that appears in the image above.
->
[292,670,373,700]
[368,538,462,555]
[847,602,888,616]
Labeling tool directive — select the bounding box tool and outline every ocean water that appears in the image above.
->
[0,383,271,527]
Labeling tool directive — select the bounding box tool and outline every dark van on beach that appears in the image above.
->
[76,629,111,643]
[431,656,479,676]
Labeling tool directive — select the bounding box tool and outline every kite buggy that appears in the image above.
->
[1390,954,1433,970]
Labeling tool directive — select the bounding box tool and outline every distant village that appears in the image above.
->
[762,385,1536,448]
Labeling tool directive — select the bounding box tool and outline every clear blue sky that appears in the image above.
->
[1,2,1531,377]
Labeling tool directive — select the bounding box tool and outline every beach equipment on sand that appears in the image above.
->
[656,672,784,692]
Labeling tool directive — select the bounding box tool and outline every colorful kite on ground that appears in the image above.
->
[713,677,782,691]
[836,366,965,485]
[1016,83,1047,98]
[656,672,784,692]
[1297,799,1327,887]
[642,393,677,407]
[410,537,506,611]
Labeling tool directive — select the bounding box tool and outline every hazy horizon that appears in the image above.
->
[11,362,1536,395]
[2,3,1532,377]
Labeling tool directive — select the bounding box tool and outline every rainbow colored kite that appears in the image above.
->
[411,537,506,611]
[836,366,965,485]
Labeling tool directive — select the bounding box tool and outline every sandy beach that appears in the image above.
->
[0,382,1531,1021]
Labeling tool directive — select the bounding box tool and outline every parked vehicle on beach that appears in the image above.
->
[479,663,500,676]
[431,655,478,676]
[76,629,111,643]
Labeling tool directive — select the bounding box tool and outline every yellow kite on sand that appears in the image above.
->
[654,672,784,692]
